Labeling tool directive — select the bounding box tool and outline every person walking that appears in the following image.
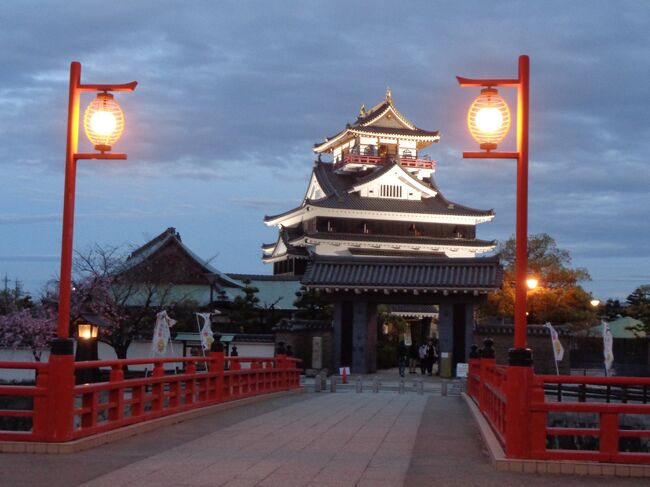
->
[397,340,408,378]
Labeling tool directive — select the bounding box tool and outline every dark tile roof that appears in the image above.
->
[273,318,332,332]
[355,101,391,126]
[301,256,502,291]
[304,232,496,248]
[315,97,439,150]
[227,274,302,282]
[315,161,493,217]
[122,227,242,288]
[310,192,493,217]
[348,248,447,258]
[265,161,493,222]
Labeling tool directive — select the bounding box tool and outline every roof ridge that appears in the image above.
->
[128,227,178,259]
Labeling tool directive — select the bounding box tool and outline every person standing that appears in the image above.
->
[425,338,438,376]
[397,340,408,378]
[418,342,428,374]
[408,342,419,374]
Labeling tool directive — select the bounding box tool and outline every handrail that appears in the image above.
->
[0,361,46,371]
[537,375,650,386]
[1,352,302,444]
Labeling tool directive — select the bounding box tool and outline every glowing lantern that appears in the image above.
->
[590,299,600,307]
[83,92,124,151]
[526,277,538,290]
[467,87,511,150]
[77,322,99,339]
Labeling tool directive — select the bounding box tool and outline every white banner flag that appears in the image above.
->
[544,322,564,362]
[151,311,176,356]
[197,313,214,350]
[603,320,614,373]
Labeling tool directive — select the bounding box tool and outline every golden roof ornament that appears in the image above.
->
[358,104,366,118]
[385,87,392,103]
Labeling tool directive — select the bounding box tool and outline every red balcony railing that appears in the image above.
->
[0,353,301,444]
[467,358,650,463]
[333,153,436,171]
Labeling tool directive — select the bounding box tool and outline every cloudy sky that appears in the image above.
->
[1,0,649,300]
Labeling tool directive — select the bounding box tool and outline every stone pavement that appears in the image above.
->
[0,388,645,486]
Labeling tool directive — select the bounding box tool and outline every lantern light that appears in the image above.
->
[526,277,538,290]
[77,323,99,339]
[467,87,511,150]
[83,92,124,152]
[590,299,601,307]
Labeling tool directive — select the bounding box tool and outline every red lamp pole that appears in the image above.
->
[46,62,136,442]
[457,55,532,365]
[55,62,137,341]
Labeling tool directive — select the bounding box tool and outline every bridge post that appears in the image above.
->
[42,342,75,442]
[209,351,225,401]
[505,364,534,458]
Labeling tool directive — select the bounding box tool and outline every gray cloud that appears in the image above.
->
[0,0,649,298]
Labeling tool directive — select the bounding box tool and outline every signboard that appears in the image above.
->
[312,337,322,369]
[339,367,350,375]
[403,329,412,347]
[456,363,469,378]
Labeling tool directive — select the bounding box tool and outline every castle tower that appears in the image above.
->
[263,90,496,275]
[262,91,502,374]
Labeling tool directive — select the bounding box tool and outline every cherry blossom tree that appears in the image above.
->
[0,308,56,361]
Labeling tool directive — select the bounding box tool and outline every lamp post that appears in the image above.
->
[53,62,137,354]
[44,62,136,442]
[74,313,109,384]
[457,55,532,366]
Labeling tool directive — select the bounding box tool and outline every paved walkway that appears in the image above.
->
[1,389,644,486]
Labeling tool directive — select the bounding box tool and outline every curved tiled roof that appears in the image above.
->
[350,126,439,139]
[310,192,493,217]
[314,95,439,152]
[303,232,496,248]
[265,161,493,222]
[301,256,503,291]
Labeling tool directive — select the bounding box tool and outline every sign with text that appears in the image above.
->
[404,329,412,347]
[456,363,469,378]
[312,337,322,369]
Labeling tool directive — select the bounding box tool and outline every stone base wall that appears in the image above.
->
[275,331,334,373]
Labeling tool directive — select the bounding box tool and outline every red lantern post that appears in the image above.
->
[47,62,136,442]
[457,55,531,366]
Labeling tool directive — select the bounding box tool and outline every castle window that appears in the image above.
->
[380,184,402,198]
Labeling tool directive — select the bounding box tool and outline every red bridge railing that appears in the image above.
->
[468,358,650,464]
[0,352,301,443]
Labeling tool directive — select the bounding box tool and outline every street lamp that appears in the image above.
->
[590,299,601,308]
[458,55,532,366]
[526,277,539,290]
[53,62,137,356]
[74,313,109,383]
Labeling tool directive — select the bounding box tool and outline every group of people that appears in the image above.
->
[398,338,438,378]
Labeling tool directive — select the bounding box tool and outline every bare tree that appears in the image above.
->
[62,244,198,359]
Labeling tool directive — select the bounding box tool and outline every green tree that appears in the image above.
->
[0,277,33,315]
[293,286,332,320]
[479,233,596,329]
[230,279,261,332]
[601,298,625,321]
[625,285,650,333]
